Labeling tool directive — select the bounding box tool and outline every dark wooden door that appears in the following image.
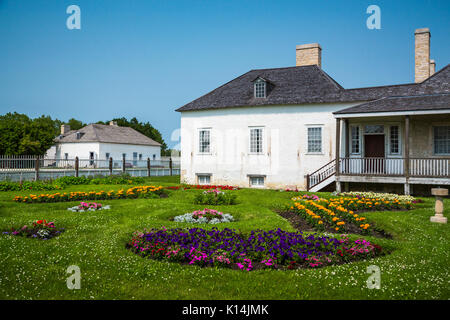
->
[364,135,385,174]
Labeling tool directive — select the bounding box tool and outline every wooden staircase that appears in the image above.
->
[306,159,336,192]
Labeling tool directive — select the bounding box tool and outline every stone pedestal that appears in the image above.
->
[430,188,448,224]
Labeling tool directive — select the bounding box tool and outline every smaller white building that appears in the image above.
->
[45,121,161,167]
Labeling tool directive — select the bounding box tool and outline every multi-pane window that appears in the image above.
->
[105,153,110,159]
[364,125,384,134]
[351,126,360,154]
[390,126,400,154]
[198,175,211,185]
[64,153,69,160]
[199,129,211,153]
[250,176,264,187]
[250,128,263,153]
[254,80,266,98]
[307,127,322,153]
[434,126,450,155]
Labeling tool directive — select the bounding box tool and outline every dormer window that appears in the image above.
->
[254,79,266,98]
[76,132,81,139]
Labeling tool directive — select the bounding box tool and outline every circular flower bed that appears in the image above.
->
[2,219,64,240]
[174,208,234,224]
[126,227,383,271]
[67,202,110,212]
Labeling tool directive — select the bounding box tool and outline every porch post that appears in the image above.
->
[109,157,113,176]
[404,115,410,195]
[335,118,341,193]
[343,119,350,192]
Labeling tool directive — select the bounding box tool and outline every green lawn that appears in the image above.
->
[0,176,449,299]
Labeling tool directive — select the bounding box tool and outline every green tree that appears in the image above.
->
[0,113,59,155]
[66,118,85,130]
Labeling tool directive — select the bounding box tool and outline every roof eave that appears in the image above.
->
[334,109,450,118]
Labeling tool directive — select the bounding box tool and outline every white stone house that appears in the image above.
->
[176,28,449,194]
[45,121,161,168]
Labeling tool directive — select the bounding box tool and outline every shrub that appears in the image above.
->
[0,180,60,192]
[54,174,145,187]
[126,227,383,271]
[54,176,90,186]
[194,189,237,205]
[174,208,234,224]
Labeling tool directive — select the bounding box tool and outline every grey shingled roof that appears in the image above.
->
[175,64,450,112]
[334,93,450,114]
[56,124,161,146]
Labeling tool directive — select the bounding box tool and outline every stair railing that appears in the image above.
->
[306,159,336,191]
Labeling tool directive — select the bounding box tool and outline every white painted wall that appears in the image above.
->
[54,142,100,160]
[46,142,160,168]
[99,143,161,162]
[180,102,361,189]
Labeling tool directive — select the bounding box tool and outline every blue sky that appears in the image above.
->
[0,0,449,148]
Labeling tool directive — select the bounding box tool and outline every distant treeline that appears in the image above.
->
[0,112,169,155]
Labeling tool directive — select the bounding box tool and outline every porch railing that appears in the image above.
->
[339,157,450,178]
[410,158,450,177]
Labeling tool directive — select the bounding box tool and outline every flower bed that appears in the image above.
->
[338,191,421,204]
[194,189,237,205]
[174,208,234,224]
[184,185,239,190]
[67,202,111,212]
[13,185,167,203]
[289,194,413,234]
[126,227,383,271]
[2,219,64,240]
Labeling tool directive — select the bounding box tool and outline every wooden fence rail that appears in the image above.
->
[0,155,180,181]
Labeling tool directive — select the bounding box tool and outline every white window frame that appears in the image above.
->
[306,125,323,154]
[249,175,265,188]
[254,79,266,98]
[433,125,450,155]
[389,125,401,155]
[249,127,264,154]
[197,174,211,185]
[105,152,110,160]
[350,125,361,155]
[198,128,211,154]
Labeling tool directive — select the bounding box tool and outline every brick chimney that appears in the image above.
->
[430,59,436,76]
[61,124,70,135]
[296,43,322,68]
[414,28,431,83]
[109,121,118,126]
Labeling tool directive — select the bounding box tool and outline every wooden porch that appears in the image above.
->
[307,113,450,194]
